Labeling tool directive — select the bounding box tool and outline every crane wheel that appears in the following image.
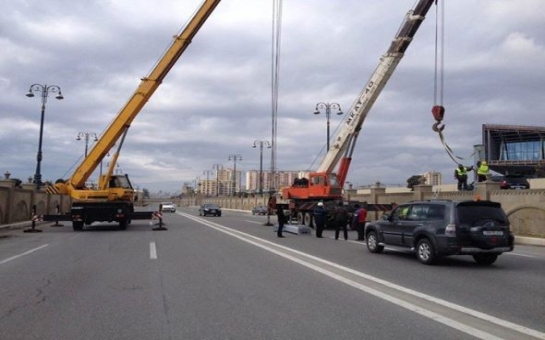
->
[297,212,304,225]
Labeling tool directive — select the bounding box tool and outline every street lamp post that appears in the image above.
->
[314,102,343,151]
[26,84,64,187]
[227,154,242,196]
[252,140,271,196]
[212,164,223,197]
[76,132,98,158]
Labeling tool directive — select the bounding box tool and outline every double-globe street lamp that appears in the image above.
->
[26,84,64,188]
[252,140,271,196]
[314,102,343,151]
[212,164,223,197]
[76,132,98,158]
[227,154,242,196]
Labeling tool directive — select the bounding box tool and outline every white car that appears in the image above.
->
[161,202,176,213]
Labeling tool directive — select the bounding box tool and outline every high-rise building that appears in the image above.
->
[422,171,442,186]
[245,170,306,193]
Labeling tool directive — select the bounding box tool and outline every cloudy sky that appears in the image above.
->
[1,0,544,193]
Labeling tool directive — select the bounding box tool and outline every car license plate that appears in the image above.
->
[483,230,503,236]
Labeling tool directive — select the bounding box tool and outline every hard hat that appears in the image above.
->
[317,202,324,207]
[482,160,487,164]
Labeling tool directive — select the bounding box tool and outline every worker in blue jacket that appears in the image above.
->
[313,202,327,238]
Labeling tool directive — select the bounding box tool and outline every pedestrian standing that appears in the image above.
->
[351,204,360,231]
[334,201,349,240]
[353,202,368,241]
[477,160,490,182]
[455,164,474,190]
[276,205,287,238]
[313,202,327,238]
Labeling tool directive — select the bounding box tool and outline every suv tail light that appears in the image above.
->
[445,223,456,237]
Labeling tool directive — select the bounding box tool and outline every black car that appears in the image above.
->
[364,200,514,265]
[490,174,530,189]
[199,203,222,217]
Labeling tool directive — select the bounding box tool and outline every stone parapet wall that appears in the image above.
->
[0,181,70,224]
[2,182,544,238]
[489,189,545,237]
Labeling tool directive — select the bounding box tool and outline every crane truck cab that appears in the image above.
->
[281,172,342,200]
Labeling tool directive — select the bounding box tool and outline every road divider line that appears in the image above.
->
[150,242,158,259]
[245,220,264,225]
[0,244,49,265]
[506,252,535,258]
[178,212,545,340]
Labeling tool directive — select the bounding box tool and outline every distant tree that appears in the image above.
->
[142,188,150,198]
[12,178,22,188]
[406,175,424,191]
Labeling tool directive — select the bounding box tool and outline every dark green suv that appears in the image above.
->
[364,200,514,265]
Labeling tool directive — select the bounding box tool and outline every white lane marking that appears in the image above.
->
[179,212,545,340]
[150,242,158,260]
[0,244,49,265]
[506,252,536,258]
[245,220,264,225]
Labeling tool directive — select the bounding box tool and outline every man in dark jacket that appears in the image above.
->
[334,201,349,240]
[276,205,287,238]
[313,202,327,238]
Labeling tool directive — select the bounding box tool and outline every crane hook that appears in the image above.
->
[431,105,445,132]
[432,121,445,132]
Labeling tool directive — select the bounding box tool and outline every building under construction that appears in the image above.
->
[480,124,545,176]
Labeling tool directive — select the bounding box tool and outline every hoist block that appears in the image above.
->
[432,105,445,122]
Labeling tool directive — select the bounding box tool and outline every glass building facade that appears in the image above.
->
[502,140,543,162]
[482,124,545,176]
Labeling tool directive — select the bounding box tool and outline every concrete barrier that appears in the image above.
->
[274,224,312,235]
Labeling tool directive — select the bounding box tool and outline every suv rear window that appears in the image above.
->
[406,204,445,221]
[456,205,508,225]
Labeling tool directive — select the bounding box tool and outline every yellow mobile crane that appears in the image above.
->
[44,0,221,231]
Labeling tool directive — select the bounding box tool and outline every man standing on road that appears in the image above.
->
[334,201,349,241]
[353,202,368,241]
[313,202,327,238]
[276,205,287,238]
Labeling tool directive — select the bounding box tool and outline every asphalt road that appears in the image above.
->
[1,207,544,340]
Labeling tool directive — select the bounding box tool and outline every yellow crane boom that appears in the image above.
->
[43,0,221,231]
[50,0,221,198]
